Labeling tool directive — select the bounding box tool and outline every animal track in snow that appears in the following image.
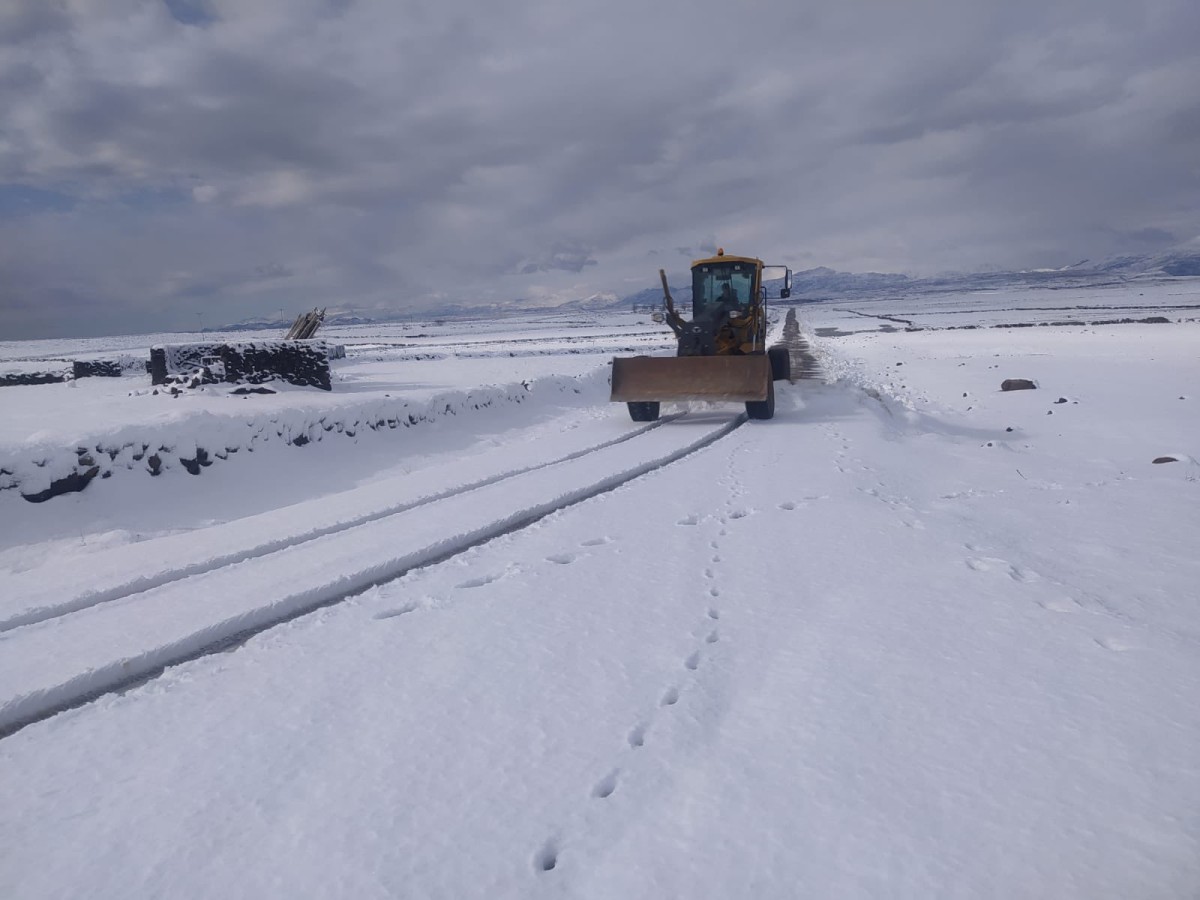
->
[592,770,620,799]
[727,509,751,520]
[1038,596,1084,614]
[627,723,647,748]
[684,651,701,671]
[660,687,680,706]
[706,630,720,644]
[1008,565,1039,583]
[580,536,612,547]
[677,514,701,526]
[545,553,576,565]
[966,557,1040,583]
[456,573,502,589]
[708,608,720,620]
[373,601,419,620]
[534,839,559,873]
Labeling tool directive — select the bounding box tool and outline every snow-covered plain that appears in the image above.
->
[1,283,1199,899]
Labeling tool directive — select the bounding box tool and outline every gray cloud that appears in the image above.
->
[519,242,598,275]
[1,0,1199,337]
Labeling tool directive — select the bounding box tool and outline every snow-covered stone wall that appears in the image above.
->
[150,340,335,391]
[0,372,602,504]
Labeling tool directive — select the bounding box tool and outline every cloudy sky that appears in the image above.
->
[2,0,1199,338]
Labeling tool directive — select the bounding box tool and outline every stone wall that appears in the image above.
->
[150,340,333,391]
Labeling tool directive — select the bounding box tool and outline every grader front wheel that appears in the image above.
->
[745,378,775,420]
[627,401,661,422]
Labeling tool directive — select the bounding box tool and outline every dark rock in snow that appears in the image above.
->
[1152,456,1179,464]
[1001,379,1037,391]
[1054,397,1068,404]
[21,466,101,503]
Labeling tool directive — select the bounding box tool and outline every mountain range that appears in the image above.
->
[211,248,1200,332]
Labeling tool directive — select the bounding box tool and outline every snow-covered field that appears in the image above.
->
[1,282,1198,899]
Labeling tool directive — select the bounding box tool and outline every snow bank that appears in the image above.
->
[0,369,608,504]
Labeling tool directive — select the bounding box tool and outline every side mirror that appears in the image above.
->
[779,287,791,299]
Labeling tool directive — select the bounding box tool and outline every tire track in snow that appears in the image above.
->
[0,413,687,635]
[0,413,746,740]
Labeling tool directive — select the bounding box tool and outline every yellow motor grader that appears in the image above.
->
[610,249,792,421]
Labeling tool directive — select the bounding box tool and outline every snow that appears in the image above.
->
[1,288,1198,898]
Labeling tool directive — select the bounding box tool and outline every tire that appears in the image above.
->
[768,345,791,381]
[745,378,775,420]
[627,401,660,422]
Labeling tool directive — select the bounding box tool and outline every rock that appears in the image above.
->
[1152,456,1179,464]
[1001,379,1037,391]
[1054,397,1068,404]
[21,466,101,503]
[1,371,67,387]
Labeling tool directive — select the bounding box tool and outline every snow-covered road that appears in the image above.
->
[0,407,748,735]
[2,297,1198,898]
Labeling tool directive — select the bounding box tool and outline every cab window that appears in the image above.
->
[692,262,755,317]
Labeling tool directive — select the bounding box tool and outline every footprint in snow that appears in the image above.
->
[545,553,576,565]
[1094,636,1136,652]
[684,651,701,671]
[708,608,720,620]
[533,839,559,873]
[592,770,620,799]
[660,687,680,706]
[580,536,612,547]
[627,723,647,748]
[966,557,1040,583]
[676,515,701,526]
[1039,595,1084,614]
[706,630,720,644]
[1007,565,1039,583]
[373,601,419,620]
[456,572,503,589]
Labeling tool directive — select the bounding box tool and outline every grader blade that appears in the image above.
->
[610,355,771,403]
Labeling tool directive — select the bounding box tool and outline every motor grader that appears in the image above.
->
[610,249,792,421]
